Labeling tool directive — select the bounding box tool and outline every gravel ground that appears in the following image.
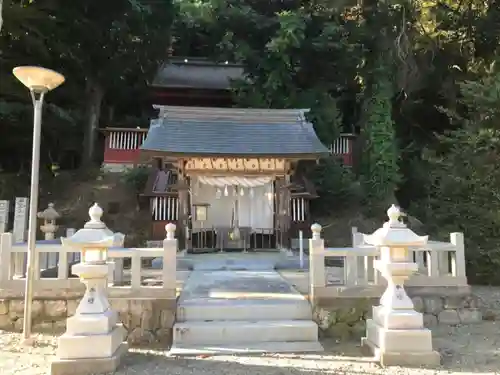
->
[2,286,500,375]
[2,321,500,375]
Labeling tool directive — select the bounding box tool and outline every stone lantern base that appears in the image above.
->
[50,263,128,375]
[50,342,128,375]
[362,307,441,367]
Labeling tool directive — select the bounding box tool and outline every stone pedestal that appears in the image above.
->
[51,263,127,375]
[361,205,440,367]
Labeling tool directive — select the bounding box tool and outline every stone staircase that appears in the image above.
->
[169,270,323,355]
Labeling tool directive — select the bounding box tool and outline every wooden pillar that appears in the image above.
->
[177,160,189,250]
[282,174,292,249]
[274,174,291,249]
[274,177,283,248]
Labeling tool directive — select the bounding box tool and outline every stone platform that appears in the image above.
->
[170,269,323,355]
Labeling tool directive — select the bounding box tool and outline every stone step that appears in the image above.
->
[169,340,324,356]
[177,300,312,322]
[173,320,318,346]
[192,260,277,271]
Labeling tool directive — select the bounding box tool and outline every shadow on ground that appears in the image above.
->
[117,334,500,375]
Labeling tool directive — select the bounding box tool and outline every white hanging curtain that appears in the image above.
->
[191,176,275,231]
[198,176,273,187]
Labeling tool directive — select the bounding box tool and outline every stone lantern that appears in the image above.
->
[361,205,440,367]
[37,203,60,240]
[50,203,127,375]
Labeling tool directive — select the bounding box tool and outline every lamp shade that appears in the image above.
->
[13,66,65,92]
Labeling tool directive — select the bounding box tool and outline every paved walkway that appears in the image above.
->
[179,269,307,307]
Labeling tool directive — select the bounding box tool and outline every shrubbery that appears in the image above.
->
[121,166,150,193]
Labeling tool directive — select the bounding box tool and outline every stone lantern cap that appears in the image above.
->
[61,203,125,249]
[37,203,60,220]
[363,205,428,247]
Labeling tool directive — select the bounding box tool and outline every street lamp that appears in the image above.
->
[12,66,65,344]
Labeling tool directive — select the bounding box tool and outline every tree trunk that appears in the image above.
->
[0,0,4,34]
[81,80,104,167]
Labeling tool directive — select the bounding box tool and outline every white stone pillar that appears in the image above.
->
[309,223,325,304]
[162,223,177,298]
[361,205,440,367]
[51,204,127,375]
[450,232,466,279]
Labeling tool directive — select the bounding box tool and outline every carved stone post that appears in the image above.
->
[361,205,440,367]
[309,223,325,306]
[51,203,128,375]
[162,223,177,298]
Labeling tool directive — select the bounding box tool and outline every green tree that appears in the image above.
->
[182,0,365,145]
[413,66,500,284]
[47,0,175,165]
[0,0,175,169]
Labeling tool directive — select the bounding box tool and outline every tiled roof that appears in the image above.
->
[140,106,329,157]
[152,60,244,90]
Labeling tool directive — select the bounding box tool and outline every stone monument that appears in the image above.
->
[0,200,9,233]
[37,203,60,240]
[12,197,28,243]
[361,205,441,367]
[50,203,127,375]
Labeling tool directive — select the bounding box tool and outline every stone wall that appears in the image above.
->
[314,288,483,340]
[0,297,176,346]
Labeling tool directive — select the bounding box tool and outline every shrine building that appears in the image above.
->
[100,58,356,250]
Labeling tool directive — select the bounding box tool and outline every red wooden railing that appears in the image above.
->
[101,127,356,168]
[102,128,148,169]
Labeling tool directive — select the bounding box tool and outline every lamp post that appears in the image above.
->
[12,66,65,343]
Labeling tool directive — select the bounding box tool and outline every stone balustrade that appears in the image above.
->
[0,225,179,300]
[0,222,179,346]
[0,210,480,352]
[309,222,479,342]
[310,225,468,301]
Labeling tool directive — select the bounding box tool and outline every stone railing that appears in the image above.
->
[0,230,179,299]
[309,225,468,300]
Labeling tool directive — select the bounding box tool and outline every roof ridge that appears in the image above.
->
[153,106,312,125]
[153,105,310,113]
[158,118,308,125]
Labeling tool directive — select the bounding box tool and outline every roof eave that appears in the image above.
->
[139,149,328,160]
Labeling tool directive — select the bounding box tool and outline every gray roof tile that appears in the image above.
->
[141,118,329,157]
[152,60,244,89]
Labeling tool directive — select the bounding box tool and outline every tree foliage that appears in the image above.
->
[359,60,400,212]
[412,67,500,284]
[0,0,174,168]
